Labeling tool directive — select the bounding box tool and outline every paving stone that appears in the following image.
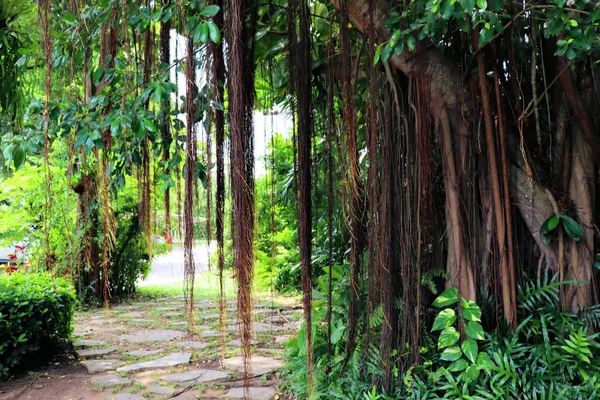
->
[116,352,191,372]
[225,323,282,333]
[105,394,146,400]
[121,311,144,318]
[128,318,152,323]
[222,355,282,376]
[195,369,231,383]
[170,321,188,326]
[226,339,258,347]
[73,339,107,348]
[221,386,276,399]
[77,346,118,358]
[201,330,223,338]
[176,341,207,350]
[147,385,176,397]
[155,307,177,311]
[274,336,292,345]
[118,329,186,343]
[73,331,91,337]
[124,348,164,357]
[90,374,131,388]
[81,359,120,373]
[162,370,204,383]
[262,315,286,324]
[164,311,184,317]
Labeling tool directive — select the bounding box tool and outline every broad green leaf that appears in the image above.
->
[477,0,487,9]
[200,5,220,17]
[448,358,468,371]
[462,364,481,382]
[547,214,560,231]
[199,23,209,43]
[93,66,104,83]
[461,0,475,13]
[374,45,381,64]
[438,326,460,349]
[461,339,478,363]
[432,309,456,331]
[440,345,462,361]
[461,298,482,322]
[433,288,458,308]
[207,21,221,44]
[143,119,157,133]
[13,146,25,170]
[561,214,583,241]
[466,321,485,340]
[476,352,494,373]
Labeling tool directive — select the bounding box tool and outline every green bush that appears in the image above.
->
[0,272,76,378]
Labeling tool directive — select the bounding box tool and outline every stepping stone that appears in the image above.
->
[147,385,176,397]
[121,311,144,318]
[124,349,164,357]
[73,331,91,338]
[274,336,292,345]
[222,355,282,376]
[118,329,186,343]
[225,323,282,333]
[201,330,222,338]
[81,359,120,373]
[195,369,231,383]
[164,312,183,317]
[74,339,107,348]
[162,370,204,383]
[105,394,145,400]
[116,352,191,373]
[262,315,286,324]
[222,387,276,399]
[226,339,258,347]
[155,307,177,311]
[77,346,118,358]
[176,341,207,350]
[129,318,152,323]
[171,321,188,327]
[90,375,131,388]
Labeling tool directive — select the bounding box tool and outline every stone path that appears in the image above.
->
[0,295,302,400]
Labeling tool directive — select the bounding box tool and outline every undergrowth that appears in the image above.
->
[282,272,600,399]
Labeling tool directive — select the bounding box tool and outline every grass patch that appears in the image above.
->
[136,271,237,300]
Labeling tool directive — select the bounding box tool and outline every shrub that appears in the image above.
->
[0,272,76,378]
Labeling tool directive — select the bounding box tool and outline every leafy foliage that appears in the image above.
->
[0,272,76,379]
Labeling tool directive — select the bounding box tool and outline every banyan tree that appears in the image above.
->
[2,0,600,396]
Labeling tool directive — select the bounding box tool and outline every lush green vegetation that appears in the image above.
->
[1,0,600,396]
[0,273,76,378]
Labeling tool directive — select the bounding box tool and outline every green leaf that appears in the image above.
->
[448,358,469,371]
[374,45,381,64]
[64,12,76,23]
[432,309,456,331]
[381,44,393,62]
[13,146,25,170]
[461,298,482,322]
[569,19,578,27]
[547,214,560,231]
[461,339,478,363]
[433,288,458,308]
[407,35,416,51]
[466,321,485,340]
[93,66,104,84]
[461,364,481,382]
[207,21,221,44]
[200,5,220,17]
[460,0,475,13]
[440,345,462,361]
[438,326,460,349]
[143,119,157,133]
[477,0,487,9]
[561,214,583,241]
[199,23,209,43]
